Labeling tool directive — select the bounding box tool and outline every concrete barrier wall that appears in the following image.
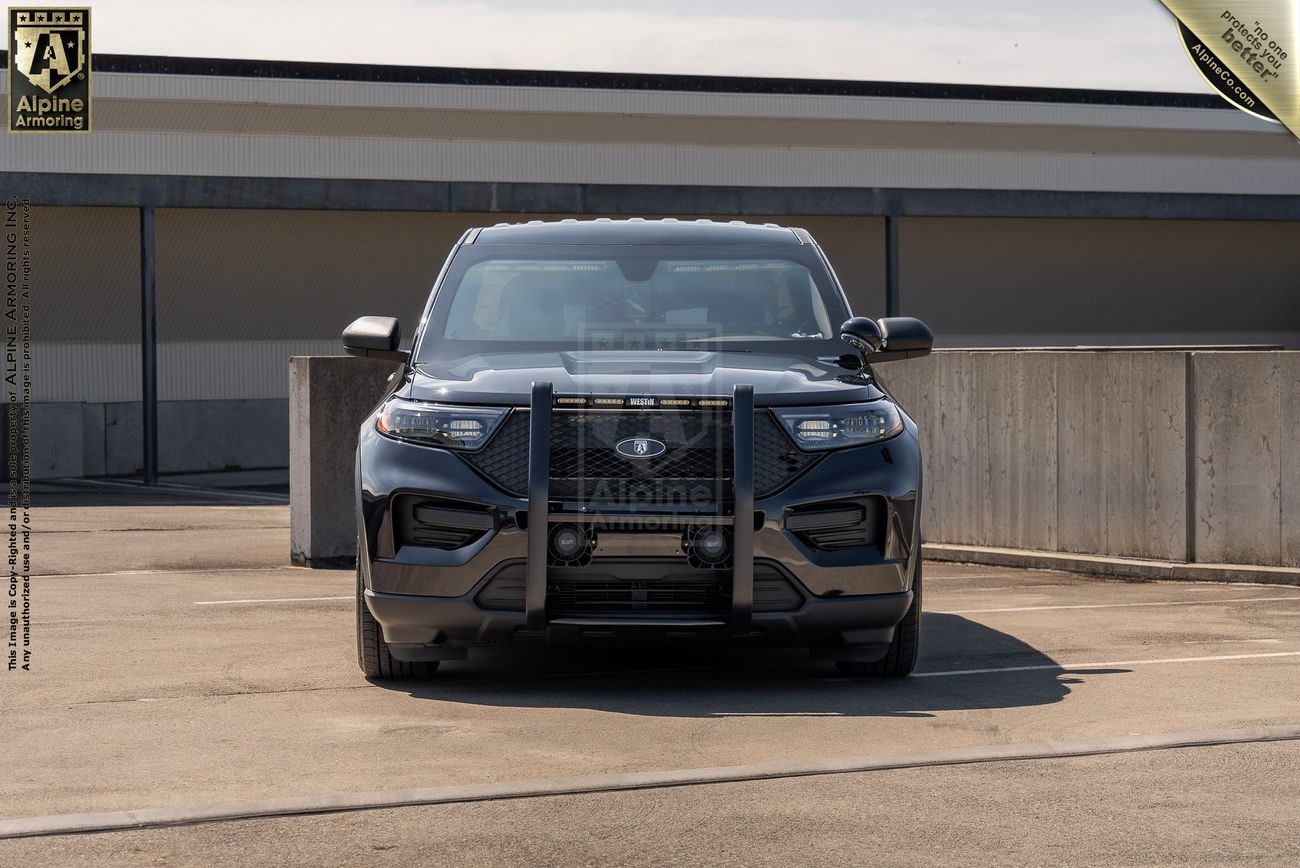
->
[883,350,1299,568]
[288,351,1299,570]
[14,398,290,479]
[1191,352,1300,567]
[289,356,397,566]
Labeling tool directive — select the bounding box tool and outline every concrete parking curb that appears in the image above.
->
[2,725,1297,840]
[924,544,1300,586]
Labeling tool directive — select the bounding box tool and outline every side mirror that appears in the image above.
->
[839,317,883,355]
[342,316,408,363]
[872,317,934,362]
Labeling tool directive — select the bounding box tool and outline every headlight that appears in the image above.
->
[376,399,508,450]
[772,402,903,451]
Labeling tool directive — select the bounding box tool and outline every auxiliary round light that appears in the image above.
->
[548,523,588,561]
[698,530,727,559]
[684,525,732,568]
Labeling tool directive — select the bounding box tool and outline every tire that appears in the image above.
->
[836,558,922,678]
[356,568,440,679]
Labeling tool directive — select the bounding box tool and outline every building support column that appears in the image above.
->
[884,214,900,317]
[140,205,158,485]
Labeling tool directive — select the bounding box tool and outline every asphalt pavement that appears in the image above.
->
[3,479,1298,865]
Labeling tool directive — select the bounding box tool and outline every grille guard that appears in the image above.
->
[524,382,757,634]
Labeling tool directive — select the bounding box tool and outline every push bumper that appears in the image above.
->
[362,380,920,661]
[523,381,761,632]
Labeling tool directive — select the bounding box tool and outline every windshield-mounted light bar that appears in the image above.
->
[551,395,734,410]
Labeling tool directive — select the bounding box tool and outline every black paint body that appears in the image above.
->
[355,220,923,662]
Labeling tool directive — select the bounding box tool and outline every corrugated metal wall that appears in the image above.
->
[32,204,1300,403]
[33,341,340,402]
[17,69,1299,475]
[154,209,467,341]
[31,208,885,402]
[901,217,1300,346]
[6,72,1297,194]
[13,135,1299,194]
[32,207,140,342]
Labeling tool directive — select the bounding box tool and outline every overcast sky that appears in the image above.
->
[85,0,1210,94]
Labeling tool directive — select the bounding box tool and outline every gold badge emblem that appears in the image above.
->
[1160,1,1297,138]
[8,7,91,132]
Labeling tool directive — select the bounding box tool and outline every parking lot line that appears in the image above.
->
[916,650,1300,678]
[195,596,352,605]
[937,595,1300,614]
[2,725,1296,841]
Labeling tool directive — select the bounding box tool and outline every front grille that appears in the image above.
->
[460,408,820,501]
[475,560,804,615]
[548,576,731,616]
[753,411,820,496]
[460,412,531,496]
[550,410,732,506]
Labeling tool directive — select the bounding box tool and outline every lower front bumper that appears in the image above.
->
[366,584,913,659]
[360,382,922,662]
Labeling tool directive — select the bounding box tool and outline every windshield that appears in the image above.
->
[417,244,849,360]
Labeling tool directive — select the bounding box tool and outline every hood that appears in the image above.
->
[405,351,884,406]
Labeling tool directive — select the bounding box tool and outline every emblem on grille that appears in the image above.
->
[615,437,666,459]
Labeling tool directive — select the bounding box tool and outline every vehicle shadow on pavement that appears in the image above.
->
[375,614,1105,718]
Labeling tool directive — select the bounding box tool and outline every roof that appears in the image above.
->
[472,218,804,246]
[5,53,1289,201]
[0,51,1229,110]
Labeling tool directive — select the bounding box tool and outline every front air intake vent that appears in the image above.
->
[803,526,875,550]
[394,497,496,551]
[785,499,884,552]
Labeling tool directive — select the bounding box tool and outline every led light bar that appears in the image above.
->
[551,395,733,409]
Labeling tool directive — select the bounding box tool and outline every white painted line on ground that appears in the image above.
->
[936,595,1300,614]
[1185,638,1280,644]
[195,596,352,605]
[36,567,303,579]
[915,650,1300,678]
[1,725,1296,840]
[925,584,1080,593]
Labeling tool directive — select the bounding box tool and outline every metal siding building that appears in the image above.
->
[3,55,1299,477]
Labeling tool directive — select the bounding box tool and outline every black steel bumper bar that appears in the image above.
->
[523,381,757,635]
[526,381,552,631]
[731,384,755,632]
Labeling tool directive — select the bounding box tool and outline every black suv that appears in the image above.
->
[345,219,932,679]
